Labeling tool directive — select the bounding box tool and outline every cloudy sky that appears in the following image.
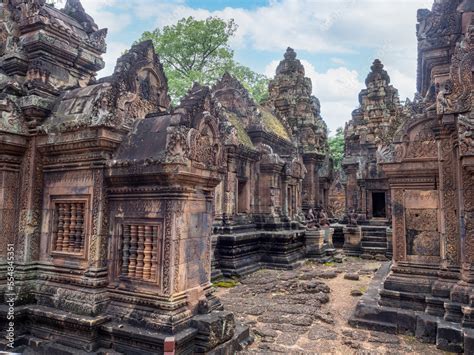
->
[79,0,434,135]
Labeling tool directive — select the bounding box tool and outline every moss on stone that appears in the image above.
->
[213,280,240,288]
[259,106,291,141]
[226,112,254,148]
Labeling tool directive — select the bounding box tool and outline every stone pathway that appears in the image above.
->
[216,256,444,354]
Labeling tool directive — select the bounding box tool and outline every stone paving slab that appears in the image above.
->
[216,256,444,354]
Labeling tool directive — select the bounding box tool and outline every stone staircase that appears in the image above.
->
[360,222,389,259]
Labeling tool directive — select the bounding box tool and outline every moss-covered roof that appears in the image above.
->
[226,112,254,148]
[259,106,291,141]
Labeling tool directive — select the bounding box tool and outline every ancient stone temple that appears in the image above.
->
[343,59,403,224]
[342,59,404,258]
[211,49,333,278]
[351,0,474,352]
[0,0,250,353]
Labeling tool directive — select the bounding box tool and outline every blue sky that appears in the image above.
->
[79,0,434,135]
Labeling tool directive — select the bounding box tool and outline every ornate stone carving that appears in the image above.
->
[392,189,406,261]
[188,116,221,168]
[406,209,440,256]
[459,114,474,156]
[447,23,473,114]
[0,95,28,134]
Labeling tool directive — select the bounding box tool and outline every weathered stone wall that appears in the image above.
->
[351,1,474,353]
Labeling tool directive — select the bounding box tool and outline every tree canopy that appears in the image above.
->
[328,127,345,171]
[137,16,269,104]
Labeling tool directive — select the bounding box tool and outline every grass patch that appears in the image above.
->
[402,335,417,345]
[213,280,239,288]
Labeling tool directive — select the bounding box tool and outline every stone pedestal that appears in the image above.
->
[343,226,362,256]
[324,227,336,256]
[305,229,326,258]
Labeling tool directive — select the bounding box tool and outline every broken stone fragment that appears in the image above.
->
[344,272,360,281]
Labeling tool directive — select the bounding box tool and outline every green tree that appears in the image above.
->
[137,16,269,103]
[328,127,345,171]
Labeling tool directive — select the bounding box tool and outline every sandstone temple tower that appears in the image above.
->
[343,59,403,224]
[341,59,404,259]
[267,48,331,214]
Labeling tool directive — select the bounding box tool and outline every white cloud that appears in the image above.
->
[387,68,417,101]
[100,41,130,77]
[119,0,433,54]
[80,0,132,33]
[331,57,346,65]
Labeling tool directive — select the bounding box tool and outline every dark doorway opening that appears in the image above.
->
[372,192,386,218]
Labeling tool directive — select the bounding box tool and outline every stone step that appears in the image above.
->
[361,225,388,229]
[361,230,387,235]
[348,317,397,333]
[361,241,387,248]
[361,233,386,238]
[361,246,387,254]
[362,235,387,241]
[365,219,390,227]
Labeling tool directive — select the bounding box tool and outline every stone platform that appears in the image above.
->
[350,263,474,353]
[3,305,251,354]
[213,224,339,279]
[213,225,307,278]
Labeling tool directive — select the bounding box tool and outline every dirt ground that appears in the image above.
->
[216,256,444,354]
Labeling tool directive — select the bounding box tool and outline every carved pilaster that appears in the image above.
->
[392,189,406,262]
[17,137,43,263]
[173,199,185,294]
[163,200,173,296]
[461,166,474,280]
[88,168,108,270]
[438,131,461,267]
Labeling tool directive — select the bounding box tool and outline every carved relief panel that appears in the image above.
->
[404,190,441,262]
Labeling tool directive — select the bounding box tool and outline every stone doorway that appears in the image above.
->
[372,192,386,218]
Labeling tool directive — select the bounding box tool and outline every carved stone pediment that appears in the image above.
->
[41,40,171,133]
